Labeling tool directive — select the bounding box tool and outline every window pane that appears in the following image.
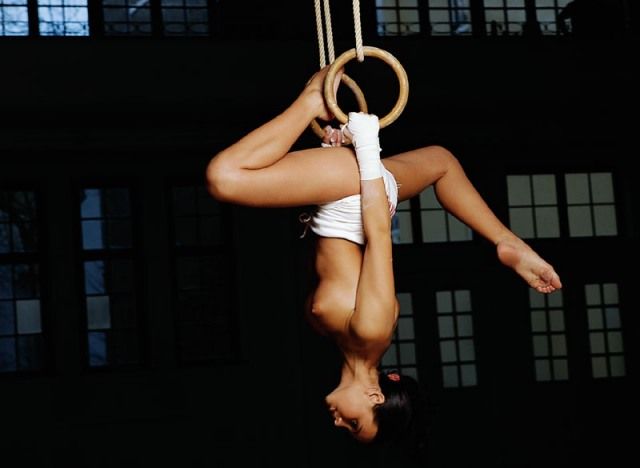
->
[589,332,605,354]
[16,299,41,334]
[381,344,398,366]
[565,173,590,204]
[532,175,557,204]
[0,301,15,335]
[460,364,477,386]
[82,220,105,249]
[438,316,455,338]
[553,359,569,380]
[107,219,132,248]
[535,207,560,238]
[604,307,621,328]
[448,216,472,241]
[609,356,625,377]
[587,308,603,329]
[507,175,532,205]
[110,259,133,293]
[585,284,601,305]
[602,283,618,303]
[593,206,617,236]
[18,334,42,370]
[397,292,413,315]
[458,339,475,361]
[0,337,17,372]
[455,290,471,312]
[84,261,106,294]
[567,206,593,237]
[399,343,416,364]
[533,335,549,357]
[551,335,567,356]
[590,173,614,203]
[591,356,607,378]
[0,2,29,36]
[88,331,107,366]
[442,365,458,387]
[531,310,547,332]
[535,359,551,381]
[436,291,453,313]
[421,210,447,242]
[456,315,473,337]
[397,316,415,339]
[509,207,535,238]
[86,296,111,330]
[548,309,564,331]
[607,331,624,353]
[440,340,457,362]
[14,264,39,298]
[81,189,102,218]
[392,212,413,243]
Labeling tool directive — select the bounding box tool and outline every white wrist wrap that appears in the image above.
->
[355,144,383,180]
[345,112,382,180]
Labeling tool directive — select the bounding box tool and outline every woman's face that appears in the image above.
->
[325,384,381,443]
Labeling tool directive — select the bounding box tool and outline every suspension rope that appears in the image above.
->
[351,0,364,62]
[314,0,336,68]
[315,0,364,66]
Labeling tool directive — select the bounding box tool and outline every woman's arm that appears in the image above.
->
[346,113,398,344]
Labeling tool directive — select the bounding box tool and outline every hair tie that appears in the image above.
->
[387,372,400,382]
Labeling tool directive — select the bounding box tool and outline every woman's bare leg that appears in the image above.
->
[383,146,562,293]
[206,67,361,207]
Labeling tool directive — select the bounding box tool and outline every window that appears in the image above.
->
[391,187,472,245]
[376,0,421,37]
[79,187,142,368]
[565,172,617,237]
[1,190,45,373]
[103,0,209,37]
[103,0,152,36]
[484,0,527,36]
[507,174,560,239]
[436,289,477,388]
[0,1,29,36]
[428,0,472,36]
[392,200,413,244]
[38,0,89,36]
[586,283,625,379]
[170,184,238,364]
[536,0,571,35]
[380,292,419,380]
[420,186,472,243]
[161,0,208,37]
[529,289,568,382]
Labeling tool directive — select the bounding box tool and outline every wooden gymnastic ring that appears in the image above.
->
[310,73,368,139]
[324,46,409,128]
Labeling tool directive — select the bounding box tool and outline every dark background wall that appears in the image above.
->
[1,1,638,467]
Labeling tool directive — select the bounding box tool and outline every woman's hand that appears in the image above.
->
[322,125,352,147]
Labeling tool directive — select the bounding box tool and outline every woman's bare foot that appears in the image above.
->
[302,65,344,122]
[496,239,562,294]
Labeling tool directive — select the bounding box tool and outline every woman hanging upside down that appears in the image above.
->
[205,65,562,453]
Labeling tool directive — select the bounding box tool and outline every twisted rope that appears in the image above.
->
[352,0,364,62]
[314,0,336,67]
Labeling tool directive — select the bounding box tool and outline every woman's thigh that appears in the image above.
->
[382,145,452,202]
[220,146,361,207]
[213,144,452,207]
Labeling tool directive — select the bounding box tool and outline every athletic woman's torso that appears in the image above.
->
[305,236,398,353]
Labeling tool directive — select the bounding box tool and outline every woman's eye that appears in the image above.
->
[349,420,358,429]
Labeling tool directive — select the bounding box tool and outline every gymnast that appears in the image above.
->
[205,65,562,451]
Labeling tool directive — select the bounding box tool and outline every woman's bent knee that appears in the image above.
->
[205,156,241,202]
